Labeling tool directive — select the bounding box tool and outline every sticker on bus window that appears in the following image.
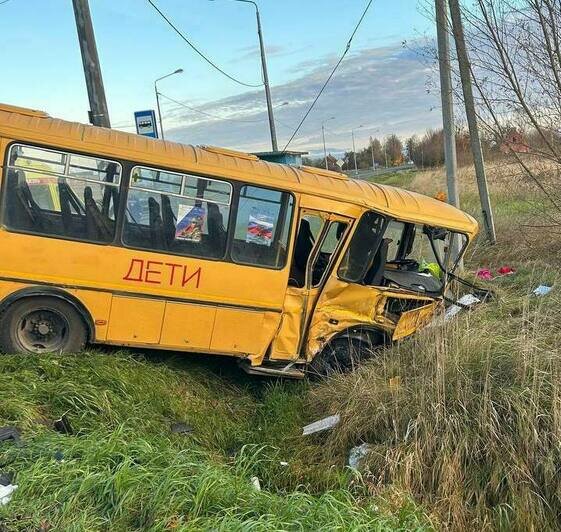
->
[246,212,274,246]
[175,205,205,242]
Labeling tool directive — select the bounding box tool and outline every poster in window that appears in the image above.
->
[246,211,274,246]
[175,205,205,242]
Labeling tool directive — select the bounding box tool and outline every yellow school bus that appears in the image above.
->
[0,103,477,377]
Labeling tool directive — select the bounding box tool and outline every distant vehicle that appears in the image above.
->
[0,103,477,377]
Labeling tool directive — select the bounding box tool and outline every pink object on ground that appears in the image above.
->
[497,266,516,276]
[476,268,493,280]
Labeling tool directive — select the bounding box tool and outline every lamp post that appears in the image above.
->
[351,125,363,176]
[321,116,335,170]
[154,68,183,140]
[212,0,278,151]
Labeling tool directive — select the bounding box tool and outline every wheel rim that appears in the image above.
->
[16,308,70,353]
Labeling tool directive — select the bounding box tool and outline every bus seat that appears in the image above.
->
[5,169,32,229]
[161,194,176,247]
[14,173,46,231]
[59,179,74,235]
[207,202,226,256]
[84,186,113,242]
[364,238,390,286]
[148,197,165,250]
[289,219,314,287]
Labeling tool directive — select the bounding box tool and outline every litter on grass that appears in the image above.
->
[0,483,17,506]
[302,414,341,436]
[476,268,493,281]
[53,414,73,435]
[251,476,261,491]
[445,294,481,321]
[533,285,553,296]
[348,443,372,469]
[171,422,193,435]
[0,427,21,446]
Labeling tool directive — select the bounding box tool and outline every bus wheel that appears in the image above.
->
[0,297,87,355]
[308,336,373,378]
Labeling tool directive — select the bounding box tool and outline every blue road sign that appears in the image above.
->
[134,110,158,138]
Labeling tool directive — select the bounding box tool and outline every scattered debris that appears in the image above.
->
[476,268,493,281]
[0,472,14,486]
[497,266,516,276]
[279,461,289,467]
[302,414,341,436]
[533,285,553,297]
[435,191,447,202]
[0,427,22,446]
[250,476,261,491]
[54,450,64,462]
[445,294,481,321]
[348,443,372,469]
[170,422,193,435]
[53,414,73,435]
[0,483,17,506]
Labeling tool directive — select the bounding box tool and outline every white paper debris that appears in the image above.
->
[533,285,553,297]
[444,294,481,321]
[250,476,261,491]
[0,484,17,506]
[302,414,341,436]
[348,443,372,469]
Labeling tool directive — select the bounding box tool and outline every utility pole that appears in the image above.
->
[72,0,111,128]
[449,0,496,243]
[370,136,375,170]
[322,124,328,169]
[435,0,459,208]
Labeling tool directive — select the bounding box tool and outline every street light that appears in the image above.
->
[351,125,363,176]
[321,116,335,170]
[211,0,278,151]
[154,68,183,140]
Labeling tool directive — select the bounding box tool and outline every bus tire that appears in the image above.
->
[0,297,87,355]
[308,336,374,379]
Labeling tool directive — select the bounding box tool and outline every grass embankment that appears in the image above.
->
[0,353,427,530]
[1,161,559,530]
[320,162,561,530]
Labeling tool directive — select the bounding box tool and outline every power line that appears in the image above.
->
[0,0,14,5]
[281,0,374,152]
[146,0,263,89]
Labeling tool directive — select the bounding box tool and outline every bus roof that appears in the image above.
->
[0,103,478,238]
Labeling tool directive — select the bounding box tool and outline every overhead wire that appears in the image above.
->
[281,0,374,152]
[146,0,263,88]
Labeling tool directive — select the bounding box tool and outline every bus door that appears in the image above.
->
[269,210,350,360]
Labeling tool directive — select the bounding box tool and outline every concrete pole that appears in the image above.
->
[449,0,496,243]
[435,0,459,208]
[255,6,278,151]
[72,0,111,128]
[322,124,328,169]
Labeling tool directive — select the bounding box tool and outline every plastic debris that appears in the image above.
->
[53,414,73,435]
[171,422,193,435]
[302,414,341,436]
[533,285,553,297]
[250,476,261,491]
[445,294,481,321]
[348,443,372,469]
[0,427,21,446]
[476,268,493,281]
[497,266,516,276]
[54,450,64,462]
[279,461,289,467]
[0,483,17,506]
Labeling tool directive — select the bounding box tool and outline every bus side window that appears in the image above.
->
[2,144,120,244]
[231,185,294,269]
[122,166,232,260]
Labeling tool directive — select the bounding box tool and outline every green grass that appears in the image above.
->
[0,352,429,531]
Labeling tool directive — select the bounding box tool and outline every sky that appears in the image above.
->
[0,0,442,156]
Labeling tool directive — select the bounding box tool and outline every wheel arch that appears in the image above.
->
[0,287,96,342]
[323,324,389,352]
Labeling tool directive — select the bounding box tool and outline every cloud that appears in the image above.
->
[235,44,288,62]
[163,41,442,155]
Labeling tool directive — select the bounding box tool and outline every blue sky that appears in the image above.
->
[0,0,441,155]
